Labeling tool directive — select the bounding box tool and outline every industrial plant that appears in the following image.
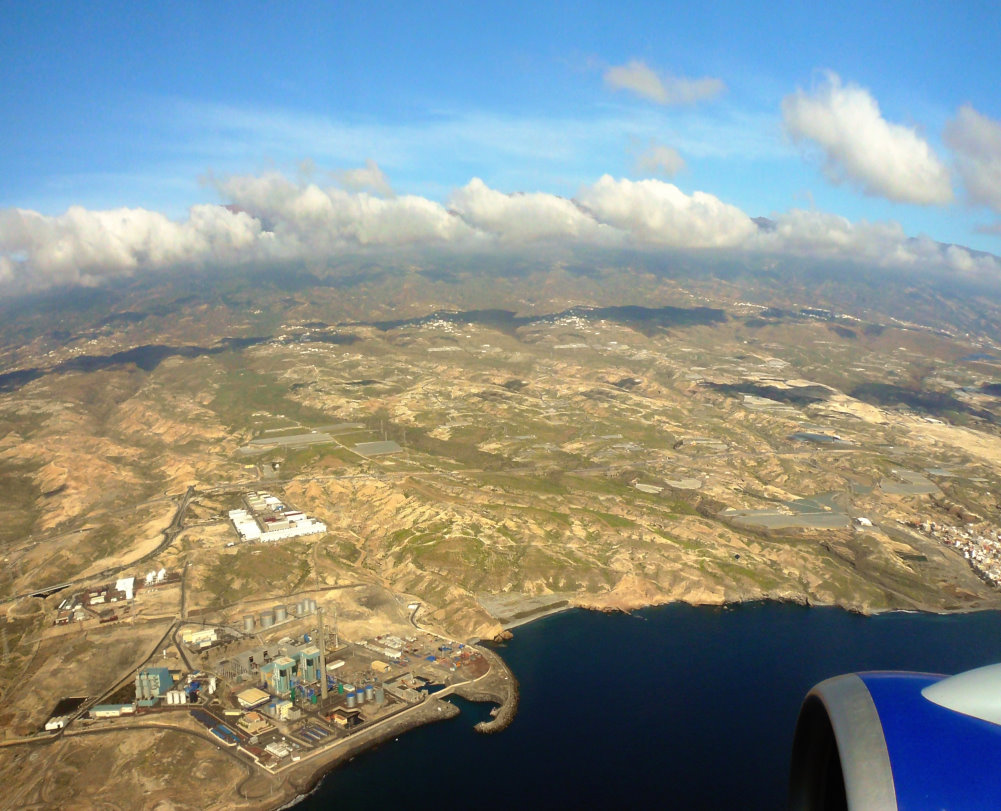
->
[228,491,327,542]
[40,586,492,779]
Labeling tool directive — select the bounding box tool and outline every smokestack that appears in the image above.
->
[317,607,328,700]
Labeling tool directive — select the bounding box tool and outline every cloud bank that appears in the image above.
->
[578,176,755,248]
[0,204,265,288]
[0,169,996,294]
[783,72,952,205]
[604,61,725,106]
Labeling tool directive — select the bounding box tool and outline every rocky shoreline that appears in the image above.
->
[244,640,520,810]
[265,696,462,809]
[245,585,1001,811]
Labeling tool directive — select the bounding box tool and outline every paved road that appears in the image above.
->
[4,486,195,605]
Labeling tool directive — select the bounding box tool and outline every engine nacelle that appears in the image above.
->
[790,663,1001,809]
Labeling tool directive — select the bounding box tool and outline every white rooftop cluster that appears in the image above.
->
[919,521,1001,586]
[228,492,327,543]
[228,509,262,541]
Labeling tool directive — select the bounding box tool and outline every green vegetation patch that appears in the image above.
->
[0,468,41,548]
[581,508,638,529]
[474,471,568,496]
[200,541,315,606]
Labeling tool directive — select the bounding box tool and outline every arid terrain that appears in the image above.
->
[2,260,1001,807]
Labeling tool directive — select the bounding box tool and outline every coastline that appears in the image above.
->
[271,604,1001,810]
[257,696,462,810]
[450,644,520,734]
[245,636,520,811]
[247,588,1001,811]
[499,601,574,632]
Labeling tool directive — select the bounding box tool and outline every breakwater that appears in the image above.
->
[296,602,1001,810]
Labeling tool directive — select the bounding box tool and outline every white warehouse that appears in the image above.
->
[228,495,326,543]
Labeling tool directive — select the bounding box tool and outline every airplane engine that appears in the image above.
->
[789,663,1001,810]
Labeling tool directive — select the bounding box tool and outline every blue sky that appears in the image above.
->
[2,1,1001,291]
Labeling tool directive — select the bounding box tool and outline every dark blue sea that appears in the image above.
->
[297,602,1001,809]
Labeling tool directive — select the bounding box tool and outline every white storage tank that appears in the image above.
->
[274,604,288,623]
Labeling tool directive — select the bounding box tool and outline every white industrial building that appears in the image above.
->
[115,576,135,600]
[228,493,326,543]
[228,509,263,541]
[181,627,219,648]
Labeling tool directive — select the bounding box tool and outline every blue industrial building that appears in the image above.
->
[295,646,322,684]
[261,656,295,696]
[135,667,174,700]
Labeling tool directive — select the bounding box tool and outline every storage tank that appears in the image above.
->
[365,684,375,702]
[274,604,288,623]
[356,687,365,705]
[306,598,317,614]
[243,615,255,633]
[346,692,356,709]
[375,685,385,705]
[296,600,307,616]
[260,610,274,628]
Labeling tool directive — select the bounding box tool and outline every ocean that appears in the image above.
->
[297,602,1001,809]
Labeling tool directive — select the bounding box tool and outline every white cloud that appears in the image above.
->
[214,172,473,250]
[0,204,265,287]
[751,208,999,276]
[334,158,394,197]
[782,72,952,205]
[0,169,997,293]
[604,61,725,106]
[448,178,609,242]
[756,208,912,263]
[944,104,1001,213]
[578,175,756,248]
[635,141,686,178]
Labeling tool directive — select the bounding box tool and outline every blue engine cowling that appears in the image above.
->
[789,663,1001,809]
